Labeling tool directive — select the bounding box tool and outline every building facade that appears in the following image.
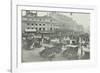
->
[22,10,59,33]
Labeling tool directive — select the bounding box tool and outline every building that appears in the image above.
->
[22,10,59,33]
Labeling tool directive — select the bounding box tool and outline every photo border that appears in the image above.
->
[11,3,97,73]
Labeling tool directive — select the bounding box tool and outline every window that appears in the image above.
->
[31,24,33,25]
[35,28,37,30]
[43,24,45,26]
[35,24,37,26]
[50,28,52,30]
[27,27,30,29]
[39,28,41,30]
[32,28,33,29]
[27,23,29,25]
[43,28,45,30]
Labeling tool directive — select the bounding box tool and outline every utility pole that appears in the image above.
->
[70,12,73,16]
[78,37,82,59]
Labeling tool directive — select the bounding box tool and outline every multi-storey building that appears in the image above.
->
[22,10,59,33]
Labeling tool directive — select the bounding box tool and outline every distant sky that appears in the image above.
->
[61,13,90,33]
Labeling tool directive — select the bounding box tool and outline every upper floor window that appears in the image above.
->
[27,23,29,25]
[35,28,37,30]
[50,28,52,30]
[43,28,45,30]
[35,24,37,26]
[39,28,41,30]
[27,27,30,29]
[43,24,45,26]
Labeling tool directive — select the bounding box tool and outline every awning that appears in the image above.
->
[25,29,36,32]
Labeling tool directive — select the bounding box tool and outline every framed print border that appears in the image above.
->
[11,2,97,73]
